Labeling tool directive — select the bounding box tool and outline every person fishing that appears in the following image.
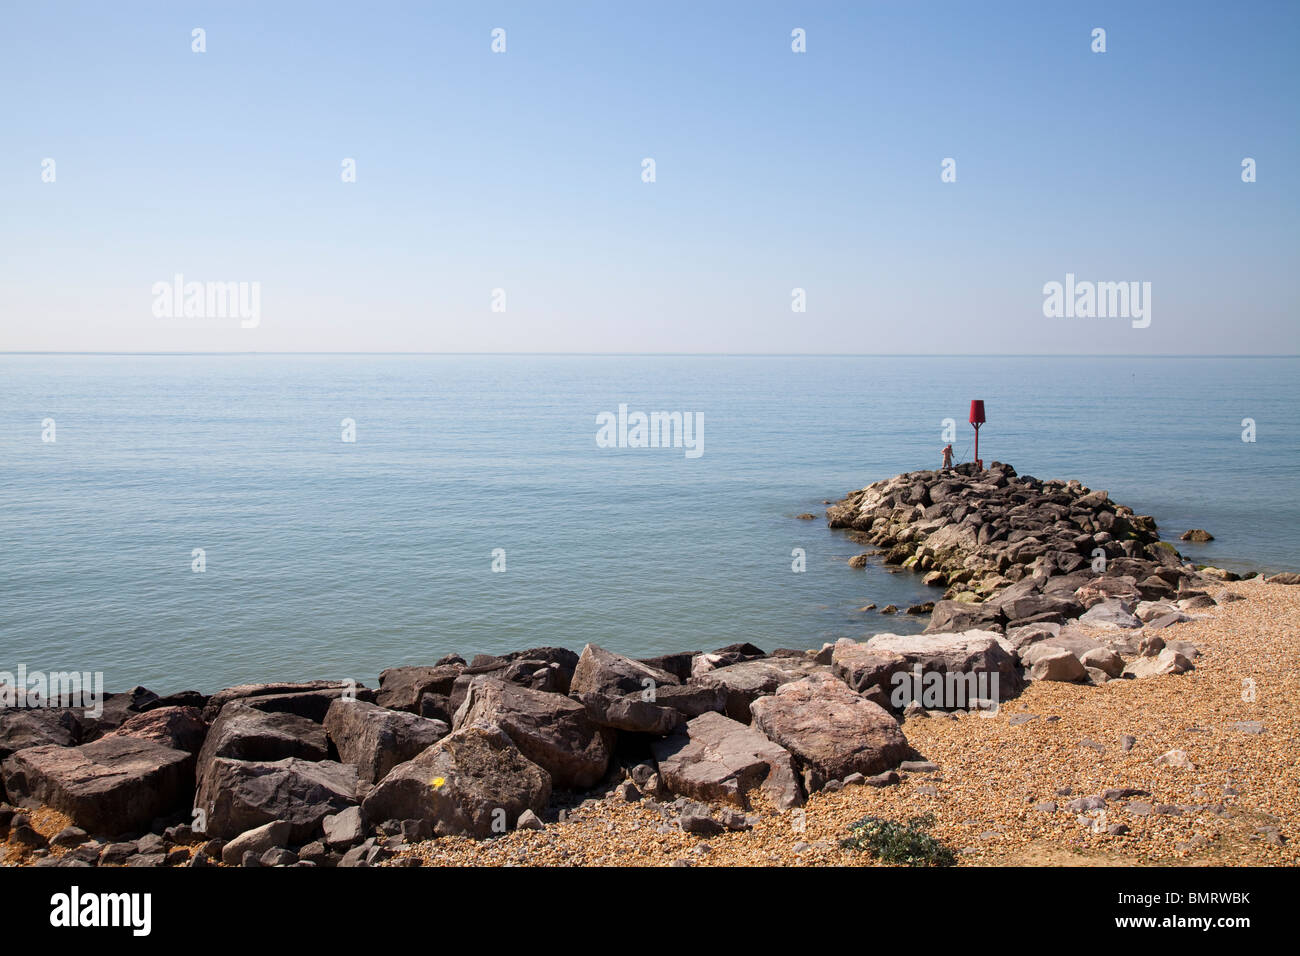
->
[941,443,954,469]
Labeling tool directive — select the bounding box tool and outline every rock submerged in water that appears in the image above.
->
[1180,529,1214,542]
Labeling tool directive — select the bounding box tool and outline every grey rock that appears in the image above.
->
[196,756,358,842]
[261,847,298,866]
[220,819,291,865]
[195,701,327,790]
[322,806,365,848]
[50,825,89,848]
[570,644,680,698]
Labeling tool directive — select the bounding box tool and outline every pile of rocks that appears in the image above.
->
[1,640,930,867]
[827,461,1237,633]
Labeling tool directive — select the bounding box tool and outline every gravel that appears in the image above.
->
[395,578,1299,867]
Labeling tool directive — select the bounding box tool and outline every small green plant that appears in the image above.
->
[839,813,957,867]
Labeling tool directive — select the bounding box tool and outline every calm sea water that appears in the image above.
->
[2,355,1296,694]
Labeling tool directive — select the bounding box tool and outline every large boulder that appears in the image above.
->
[650,711,802,810]
[1078,599,1141,629]
[242,686,376,722]
[195,756,358,842]
[570,644,680,698]
[453,678,611,789]
[690,657,829,723]
[865,630,1023,706]
[195,702,328,789]
[203,681,368,722]
[1022,645,1087,682]
[0,708,79,760]
[323,699,449,783]
[994,591,1083,626]
[749,677,909,790]
[574,691,682,736]
[1073,576,1141,610]
[361,725,551,838]
[376,665,464,717]
[650,684,727,719]
[107,706,207,753]
[830,641,908,693]
[925,600,1006,634]
[1,736,193,835]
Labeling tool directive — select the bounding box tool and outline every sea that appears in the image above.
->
[2,354,1296,694]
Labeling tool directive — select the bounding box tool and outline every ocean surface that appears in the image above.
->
[2,354,1296,694]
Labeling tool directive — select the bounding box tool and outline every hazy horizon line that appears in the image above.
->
[1,351,1297,359]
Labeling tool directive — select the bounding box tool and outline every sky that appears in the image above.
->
[1,0,1297,354]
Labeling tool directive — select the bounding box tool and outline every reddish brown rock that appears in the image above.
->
[689,657,829,723]
[1,736,193,835]
[107,706,207,753]
[453,677,611,789]
[570,644,680,698]
[202,681,368,722]
[376,665,466,715]
[323,698,449,783]
[361,725,551,838]
[650,711,802,810]
[749,676,909,790]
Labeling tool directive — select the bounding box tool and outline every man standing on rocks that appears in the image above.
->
[941,444,954,470]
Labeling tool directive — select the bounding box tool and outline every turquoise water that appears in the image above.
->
[2,355,1296,693]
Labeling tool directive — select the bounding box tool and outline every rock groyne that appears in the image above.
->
[827,460,1220,633]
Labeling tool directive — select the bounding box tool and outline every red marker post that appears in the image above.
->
[969,400,986,470]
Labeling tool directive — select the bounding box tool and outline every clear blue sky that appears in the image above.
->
[2,1,1296,353]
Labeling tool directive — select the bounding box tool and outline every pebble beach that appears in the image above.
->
[4,579,1295,868]
[391,578,1297,867]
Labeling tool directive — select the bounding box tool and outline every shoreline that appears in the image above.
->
[2,464,1296,868]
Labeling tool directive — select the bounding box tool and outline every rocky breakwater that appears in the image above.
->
[828,460,1221,628]
[823,460,1264,689]
[1,642,923,867]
